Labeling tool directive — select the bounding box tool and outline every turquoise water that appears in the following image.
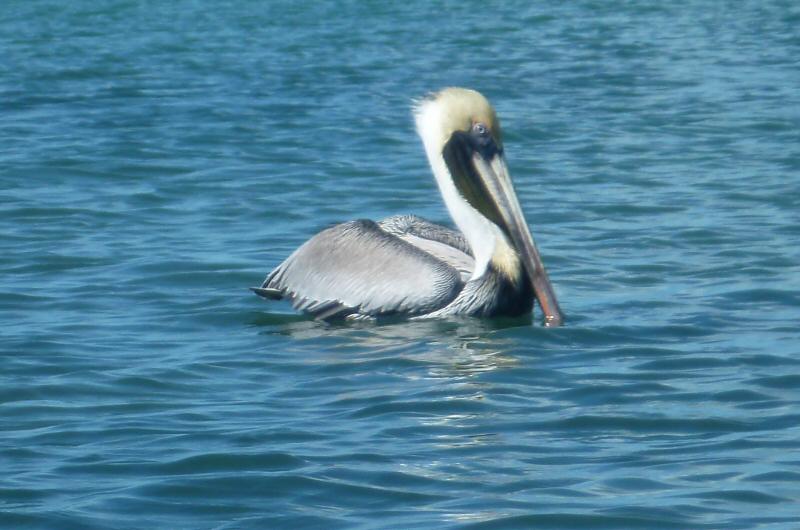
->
[3,1,800,528]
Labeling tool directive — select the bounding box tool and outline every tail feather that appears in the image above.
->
[250,287,283,299]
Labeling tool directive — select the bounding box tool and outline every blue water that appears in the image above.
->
[3,1,800,528]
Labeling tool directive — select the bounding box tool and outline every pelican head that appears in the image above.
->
[414,87,563,326]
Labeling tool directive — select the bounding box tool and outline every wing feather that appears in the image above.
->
[260,219,463,319]
[379,215,474,281]
[378,215,472,256]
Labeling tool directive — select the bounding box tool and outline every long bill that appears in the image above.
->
[471,153,564,327]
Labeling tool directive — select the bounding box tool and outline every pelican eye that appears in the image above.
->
[469,121,497,156]
[472,122,489,136]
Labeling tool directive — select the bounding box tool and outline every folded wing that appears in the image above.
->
[257,219,466,320]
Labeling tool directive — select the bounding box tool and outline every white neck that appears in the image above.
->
[415,101,503,280]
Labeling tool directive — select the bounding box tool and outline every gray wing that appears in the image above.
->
[256,219,464,319]
[379,215,475,281]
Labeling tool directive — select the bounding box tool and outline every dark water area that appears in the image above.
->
[2,1,800,528]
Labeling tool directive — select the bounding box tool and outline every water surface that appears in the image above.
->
[2,1,800,528]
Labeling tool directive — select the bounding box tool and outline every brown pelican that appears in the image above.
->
[252,88,563,326]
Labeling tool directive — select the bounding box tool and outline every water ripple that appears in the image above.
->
[2,1,800,529]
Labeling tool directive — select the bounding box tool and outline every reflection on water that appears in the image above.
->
[253,311,527,378]
[252,313,532,476]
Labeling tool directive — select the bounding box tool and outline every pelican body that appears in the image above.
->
[253,88,563,326]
